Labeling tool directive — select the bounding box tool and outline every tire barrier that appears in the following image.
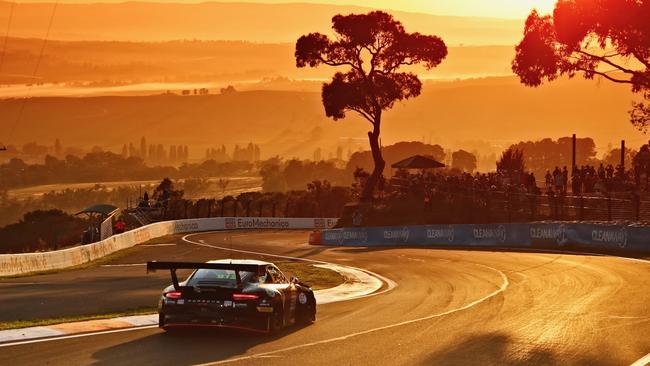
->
[318,222,650,253]
[0,217,338,277]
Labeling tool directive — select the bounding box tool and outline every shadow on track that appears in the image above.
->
[91,325,311,366]
[420,332,615,366]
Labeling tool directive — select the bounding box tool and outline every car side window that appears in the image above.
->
[266,266,287,284]
[265,267,276,284]
[272,266,288,284]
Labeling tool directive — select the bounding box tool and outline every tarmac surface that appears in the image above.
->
[2,230,650,365]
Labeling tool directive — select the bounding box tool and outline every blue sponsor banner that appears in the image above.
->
[321,224,531,248]
[321,223,650,252]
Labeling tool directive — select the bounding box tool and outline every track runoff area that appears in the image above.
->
[1,230,650,365]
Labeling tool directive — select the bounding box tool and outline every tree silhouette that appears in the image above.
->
[296,11,447,201]
[497,148,525,174]
[512,1,650,130]
[451,150,477,173]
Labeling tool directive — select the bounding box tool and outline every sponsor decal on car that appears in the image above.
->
[256,302,273,313]
[298,292,308,305]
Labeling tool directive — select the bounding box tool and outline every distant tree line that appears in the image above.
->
[0,152,257,190]
[0,210,86,253]
[259,158,349,192]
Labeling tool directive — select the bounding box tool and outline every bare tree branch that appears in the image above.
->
[350,107,375,124]
[576,67,634,84]
[576,50,637,74]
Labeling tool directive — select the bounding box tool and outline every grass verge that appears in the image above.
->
[276,261,345,291]
[0,307,157,331]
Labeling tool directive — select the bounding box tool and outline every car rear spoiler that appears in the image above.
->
[147,261,263,290]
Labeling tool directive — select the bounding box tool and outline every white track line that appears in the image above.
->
[0,232,395,348]
[0,325,158,348]
[100,263,146,267]
[631,353,650,366]
[100,263,147,268]
[194,263,510,366]
[494,247,650,265]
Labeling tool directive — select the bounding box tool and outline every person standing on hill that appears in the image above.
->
[553,167,562,192]
[545,170,553,190]
[114,217,126,234]
[598,164,606,180]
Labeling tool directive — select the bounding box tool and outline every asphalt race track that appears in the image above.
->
[2,230,650,365]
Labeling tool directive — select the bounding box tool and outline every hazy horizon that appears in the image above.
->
[0,1,526,44]
[0,0,646,166]
[5,0,555,19]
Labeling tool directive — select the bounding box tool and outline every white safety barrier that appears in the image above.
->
[0,217,338,277]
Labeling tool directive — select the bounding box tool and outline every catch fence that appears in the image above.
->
[432,189,649,223]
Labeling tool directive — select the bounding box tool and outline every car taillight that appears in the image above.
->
[233,293,258,301]
[165,291,182,299]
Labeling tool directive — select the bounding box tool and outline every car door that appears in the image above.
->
[267,266,295,325]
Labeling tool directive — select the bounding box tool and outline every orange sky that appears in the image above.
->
[10,0,558,18]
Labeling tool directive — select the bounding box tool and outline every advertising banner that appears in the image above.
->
[0,217,338,276]
[321,223,650,252]
[322,224,532,247]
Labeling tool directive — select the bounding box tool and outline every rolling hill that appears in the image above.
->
[0,37,516,84]
[0,76,645,160]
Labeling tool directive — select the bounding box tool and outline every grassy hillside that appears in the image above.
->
[0,76,644,159]
[0,37,515,84]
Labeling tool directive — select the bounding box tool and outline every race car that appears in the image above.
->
[146,259,316,333]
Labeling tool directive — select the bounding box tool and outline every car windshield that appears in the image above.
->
[186,269,265,287]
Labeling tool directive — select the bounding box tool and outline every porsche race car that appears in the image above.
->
[146,259,316,333]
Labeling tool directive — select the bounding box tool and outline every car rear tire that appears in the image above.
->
[296,300,316,325]
[268,307,284,334]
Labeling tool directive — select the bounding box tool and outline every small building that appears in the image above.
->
[76,204,119,244]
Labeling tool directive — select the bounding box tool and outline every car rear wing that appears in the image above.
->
[147,261,264,290]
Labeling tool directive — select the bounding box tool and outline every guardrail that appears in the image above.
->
[317,222,649,253]
[0,217,338,277]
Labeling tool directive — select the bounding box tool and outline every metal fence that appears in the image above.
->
[126,197,343,225]
[435,189,649,223]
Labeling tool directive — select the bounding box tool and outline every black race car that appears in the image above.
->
[146,259,316,333]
